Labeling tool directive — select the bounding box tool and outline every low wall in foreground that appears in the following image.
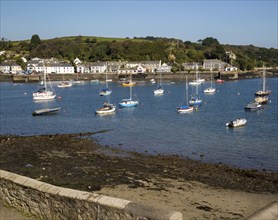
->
[0,170,182,220]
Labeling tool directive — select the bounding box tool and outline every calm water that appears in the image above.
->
[0,78,277,171]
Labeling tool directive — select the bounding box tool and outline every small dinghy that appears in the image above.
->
[32,107,60,116]
[226,118,247,128]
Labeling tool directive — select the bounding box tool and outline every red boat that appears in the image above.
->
[215,79,225,83]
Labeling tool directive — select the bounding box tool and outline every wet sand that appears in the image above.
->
[0,133,277,219]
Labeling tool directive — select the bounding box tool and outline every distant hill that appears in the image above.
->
[1,35,277,71]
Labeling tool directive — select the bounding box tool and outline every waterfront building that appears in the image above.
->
[27,58,74,74]
[0,60,22,74]
[90,62,107,73]
[203,59,228,71]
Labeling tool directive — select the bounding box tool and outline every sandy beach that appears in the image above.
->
[0,133,277,219]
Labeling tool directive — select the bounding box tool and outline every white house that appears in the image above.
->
[0,61,22,74]
[0,63,10,73]
[10,63,22,74]
[159,63,172,73]
[27,59,74,74]
[90,62,107,73]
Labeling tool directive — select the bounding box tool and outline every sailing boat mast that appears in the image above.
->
[186,76,189,106]
[262,66,266,92]
[129,73,133,99]
[43,61,47,90]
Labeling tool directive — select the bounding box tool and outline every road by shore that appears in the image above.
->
[0,133,277,219]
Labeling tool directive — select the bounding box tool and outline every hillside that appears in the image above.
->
[0,35,277,71]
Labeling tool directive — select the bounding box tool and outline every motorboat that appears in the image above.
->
[32,107,60,116]
[189,80,201,86]
[244,101,262,110]
[226,118,247,127]
[95,102,116,114]
[204,87,216,94]
[57,81,73,88]
[215,79,225,83]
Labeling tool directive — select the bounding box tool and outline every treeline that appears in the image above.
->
[0,35,277,71]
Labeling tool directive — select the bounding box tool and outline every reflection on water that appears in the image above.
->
[0,78,277,171]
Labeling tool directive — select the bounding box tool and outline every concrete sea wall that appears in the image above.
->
[0,170,182,220]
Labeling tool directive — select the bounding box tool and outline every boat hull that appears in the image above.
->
[215,79,224,83]
[33,91,56,101]
[245,102,262,110]
[226,119,247,127]
[99,90,112,96]
[32,108,60,116]
[177,106,194,113]
[95,107,116,114]
[189,98,202,106]
[57,82,72,88]
[204,88,216,94]
[122,82,136,87]
[154,88,164,95]
[119,100,139,107]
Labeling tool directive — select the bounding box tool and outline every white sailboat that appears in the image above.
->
[204,67,216,94]
[255,66,271,96]
[99,72,112,96]
[189,77,202,106]
[154,71,164,95]
[33,62,56,101]
[177,76,194,113]
[189,65,202,86]
[119,74,139,107]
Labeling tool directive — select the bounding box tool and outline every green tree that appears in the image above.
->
[30,34,41,49]
[202,37,220,47]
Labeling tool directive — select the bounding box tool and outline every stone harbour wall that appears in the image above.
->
[0,170,182,220]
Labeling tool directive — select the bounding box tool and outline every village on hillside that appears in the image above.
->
[0,52,238,75]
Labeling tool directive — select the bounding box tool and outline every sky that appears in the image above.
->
[0,0,277,48]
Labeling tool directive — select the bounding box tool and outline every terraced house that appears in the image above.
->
[26,58,74,74]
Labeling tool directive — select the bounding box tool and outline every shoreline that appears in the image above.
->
[1,70,278,83]
[0,133,277,219]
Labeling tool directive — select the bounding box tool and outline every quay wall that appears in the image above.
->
[0,70,277,83]
[0,170,182,220]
